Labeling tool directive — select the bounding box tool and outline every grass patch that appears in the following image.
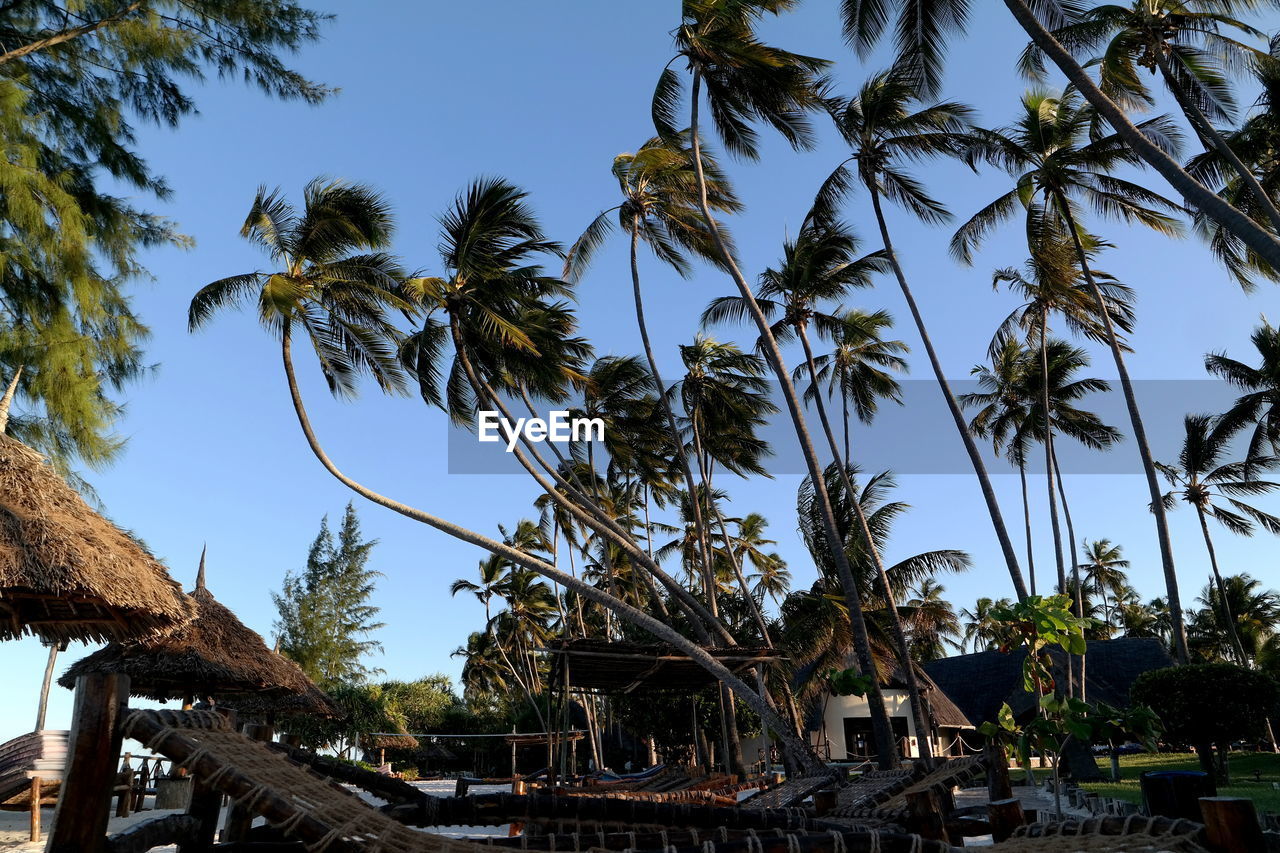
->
[1079,752,1280,815]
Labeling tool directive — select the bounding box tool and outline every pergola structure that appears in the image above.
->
[546,638,785,695]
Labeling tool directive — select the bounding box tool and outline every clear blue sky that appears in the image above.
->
[5,1,1280,741]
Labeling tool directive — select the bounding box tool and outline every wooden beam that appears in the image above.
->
[48,673,129,853]
[29,776,41,843]
[986,797,1026,843]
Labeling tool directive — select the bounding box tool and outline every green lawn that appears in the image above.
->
[1078,752,1280,816]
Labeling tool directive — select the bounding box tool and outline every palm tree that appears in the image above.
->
[952,87,1192,663]
[902,579,962,663]
[802,308,909,462]
[1079,539,1130,630]
[565,135,741,604]
[960,597,1013,653]
[838,0,1280,273]
[191,179,824,773]
[732,513,791,608]
[1190,574,1280,663]
[823,67,1030,602]
[702,209,939,758]
[1023,0,1280,232]
[1206,321,1280,464]
[1159,414,1280,664]
[655,0,902,767]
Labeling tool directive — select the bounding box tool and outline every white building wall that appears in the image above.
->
[810,689,950,760]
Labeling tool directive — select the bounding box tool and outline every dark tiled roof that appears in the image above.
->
[922,637,1175,726]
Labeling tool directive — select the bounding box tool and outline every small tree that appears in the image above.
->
[274,503,385,688]
[1132,663,1279,782]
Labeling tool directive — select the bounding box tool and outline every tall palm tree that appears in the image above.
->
[1079,539,1130,631]
[902,579,962,663]
[655,0,901,767]
[802,308,909,462]
[702,209,938,756]
[823,67,1031,603]
[565,135,741,603]
[952,87,1192,663]
[1022,0,1280,232]
[839,0,1280,273]
[190,179,824,773]
[1190,574,1280,663]
[960,597,1014,653]
[1158,413,1280,664]
[1206,321,1280,464]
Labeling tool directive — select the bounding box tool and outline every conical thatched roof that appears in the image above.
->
[58,550,331,708]
[0,435,195,643]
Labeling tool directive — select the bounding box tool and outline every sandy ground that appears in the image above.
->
[0,780,510,851]
[955,783,1093,847]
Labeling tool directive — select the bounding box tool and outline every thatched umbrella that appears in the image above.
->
[0,435,195,644]
[58,549,333,711]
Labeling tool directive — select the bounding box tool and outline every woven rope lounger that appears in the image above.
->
[120,708,494,853]
[738,773,840,811]
[828,756,986,823]
[994,814,1212,852]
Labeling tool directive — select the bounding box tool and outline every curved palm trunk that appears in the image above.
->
[867,184,1030,602]
[450,322,733,647]
[689,72,897,769]
[797,323,935,764]
[1059,207,1190,664]
[1152,50,1280,234]
[1000,0,1280,272]
[276,323,826,774]
[1019,460,1037,596]
[1194,505,1248,663]
[628,221,723,623]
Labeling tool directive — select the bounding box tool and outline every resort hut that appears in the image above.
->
[58,549,332,712]
[0,435,195,644]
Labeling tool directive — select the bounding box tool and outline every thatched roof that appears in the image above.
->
[923,637,1175,727]
[226,680,343,720]
[799,659,972,730]
[58,550,328,706]
[0,435,195,643]
[361,733,419,751]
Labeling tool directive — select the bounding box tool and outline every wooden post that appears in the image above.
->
[116,753,134,817]
[984,738,1012,801]
[29,777,41,843]
[1200,797,1264,853]
[222,724,273,843]
[48,672,129,853]
[133,757,151,812]
[905,788,948,842]
[987,797,1026,843]
[178,775,221,853]
[812,788,837,817]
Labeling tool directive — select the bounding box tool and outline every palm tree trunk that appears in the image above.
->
[867,183,1029,601]
[628,220,723,619]
[1058,206,1190,664]
[451,320,732,646]
[1000,0,1280,272]
[276,323,826,773]
[689,71,897,769]
[1019,460,1037,596]
[1038,312,1072,699]
[797,323,935,764]
[1053,454,1085,701]
[1152,50,1280,234]
[1195,505,1248,663]
[34,642,59,731]
[0,367,22,434]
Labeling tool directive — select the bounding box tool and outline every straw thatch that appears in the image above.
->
[0,435,195,643]
[361,733,419,752]
[58,551,330,708]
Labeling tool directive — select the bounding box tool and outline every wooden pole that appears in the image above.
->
[115,753,134,817]
[48,672,129,853]
[1199,796,1264,853]
[984,739,1012,801]
[987,797,1026,843]
[29,776,41,842]
[905,788,948,842]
